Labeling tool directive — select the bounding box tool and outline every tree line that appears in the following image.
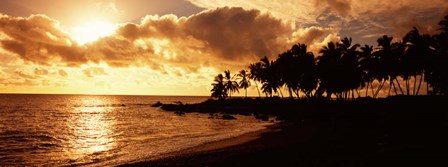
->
[211,15,448,100]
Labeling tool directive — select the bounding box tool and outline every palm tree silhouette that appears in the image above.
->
[248,63,262,97]
[338,37,362,99]
[259,57,282,97]
[224,70,239,98]
[439,15,448,33]
[293,44,318,98]
[374,35,397,97]
[317,41,343,99]
[237,69,251,98]
[390,41,406,95]
[370,35,396,98]
[211,74,227,100]
[430,20,448,95]
[359,44,374,97]
[209,15,448,98]
[403,28,434,95]
[276,48,299,98]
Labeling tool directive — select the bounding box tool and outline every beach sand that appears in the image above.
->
[122,117,448,167]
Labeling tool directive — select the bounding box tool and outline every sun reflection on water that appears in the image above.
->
[66,96,117,162]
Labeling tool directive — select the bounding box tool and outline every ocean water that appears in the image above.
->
[0,94,271,166]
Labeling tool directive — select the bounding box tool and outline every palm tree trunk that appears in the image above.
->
[388,81,392,96]
[413,75,417,95]
[288,87,293,99]
[395,79,404,95]
[426,80,429,95]
[278,88,284,98]
[293,89,299,99]
[365,83,369,97]
[392,81,398,95]
[245,88,247,98]
[416,74,423,96]
[406,79,410,95]
[374,80,386,98]
[254,81,261,97]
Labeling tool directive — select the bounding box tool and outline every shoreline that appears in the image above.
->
[122,96,448,166]
[120,123,283,166]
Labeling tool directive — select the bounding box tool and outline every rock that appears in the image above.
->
[255,114,269,121]
[173,101,183,105]
[151,101,163,107]
[222,114,236,120]
[161,104,182,111]
[175,111,185,115]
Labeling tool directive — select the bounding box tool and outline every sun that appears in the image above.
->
[71,21,117,45]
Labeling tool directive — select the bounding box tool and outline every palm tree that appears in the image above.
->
[224,70,239,98]
[359,44,374,97]
[439,15,448,33]
[248,63,262,97]
[430,24,448,95]
[372,35,394,98]
[259,57,282,97]
[290,44,318,98]
[403,28,434,95]
[275,49,299,98]
[390,41,406,95]
[338,37,362,99]
[237,69,251,98]
[317,41,342,99]
[211,74,227,100]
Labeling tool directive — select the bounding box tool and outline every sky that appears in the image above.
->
[0,0,447,96]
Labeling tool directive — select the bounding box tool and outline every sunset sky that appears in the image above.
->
[0,0,447,95]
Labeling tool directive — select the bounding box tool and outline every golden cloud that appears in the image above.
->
[2,7,322,73]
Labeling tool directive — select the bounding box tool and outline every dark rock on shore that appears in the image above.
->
[174,111,186,115]
[151,101,163,107]
[222,114,236,120]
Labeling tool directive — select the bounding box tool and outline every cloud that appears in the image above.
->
[188,0,448,40]
[82,67,107,78]
[34,68,48,75]
[90,7,300,71]
[58,69,68,77]
[0,14,87,66]
[182,7,291,61]
[314,0,351,17]
[2,2,447,80]
[1,7,303,73]
[285,26,342,54]
[15,70,37,79]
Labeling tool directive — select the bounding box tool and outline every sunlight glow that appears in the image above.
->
[68,96,117,160]
[71,21,117,45]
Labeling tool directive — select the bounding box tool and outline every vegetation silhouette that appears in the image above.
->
[211,15,448,99]
[152,15,448,167]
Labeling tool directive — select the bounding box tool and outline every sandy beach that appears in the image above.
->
[123,107,448,167]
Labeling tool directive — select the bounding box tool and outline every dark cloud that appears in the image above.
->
[0,14,87,66]
[315,0,351,16]
[1,7,298,73]
[183,7,291,61]
[90,7,296,71]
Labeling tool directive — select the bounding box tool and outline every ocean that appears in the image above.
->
[0,94,271,166]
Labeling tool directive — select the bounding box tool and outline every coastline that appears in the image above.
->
[120,123,283,166]
[122,96,448,167]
